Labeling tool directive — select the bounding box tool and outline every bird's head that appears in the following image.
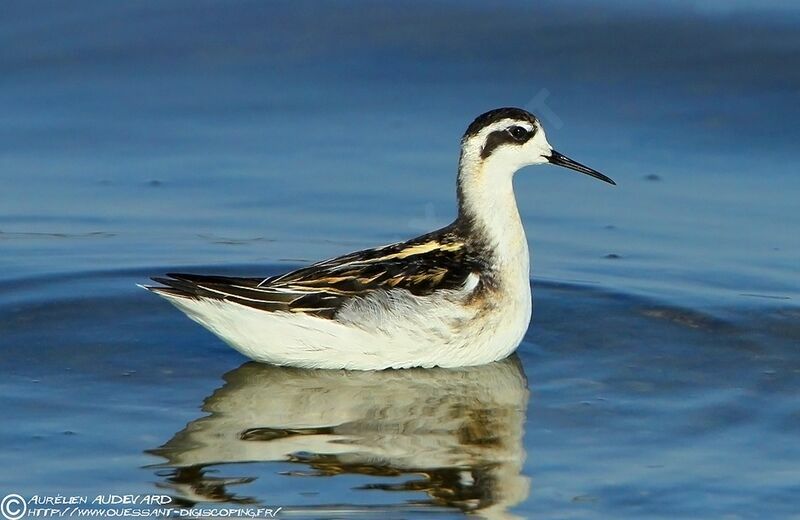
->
[460,107,615,185]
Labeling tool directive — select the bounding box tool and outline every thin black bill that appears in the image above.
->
[548,150,616,185]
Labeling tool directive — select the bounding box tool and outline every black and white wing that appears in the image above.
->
[148,227,486,320]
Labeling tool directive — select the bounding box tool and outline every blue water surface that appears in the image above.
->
[1,1,799,518]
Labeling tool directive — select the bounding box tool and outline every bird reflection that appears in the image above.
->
[147,357,529,518]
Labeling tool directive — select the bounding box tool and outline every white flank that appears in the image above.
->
[158,270,526,370]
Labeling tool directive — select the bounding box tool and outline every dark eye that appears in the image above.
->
[508,126,529,141]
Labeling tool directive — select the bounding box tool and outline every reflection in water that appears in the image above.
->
[148,358,529,518]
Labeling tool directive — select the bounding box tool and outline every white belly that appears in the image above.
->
[162,274,531,370]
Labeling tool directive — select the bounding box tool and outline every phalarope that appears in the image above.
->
[145,107,614,370]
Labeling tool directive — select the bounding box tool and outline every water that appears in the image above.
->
[1,1,799,518]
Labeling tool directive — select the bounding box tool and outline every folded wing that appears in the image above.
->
[149,227,484,320]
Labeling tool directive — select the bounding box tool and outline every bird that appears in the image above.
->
[144,107,615,370]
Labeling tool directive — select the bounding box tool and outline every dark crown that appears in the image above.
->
[463,107,538,139]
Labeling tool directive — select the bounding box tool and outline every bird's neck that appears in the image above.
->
[456,155,529,274]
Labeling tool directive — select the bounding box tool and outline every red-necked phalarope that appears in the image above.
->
[145,107,614,370]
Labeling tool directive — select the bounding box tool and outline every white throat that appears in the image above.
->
[457,150,529,275]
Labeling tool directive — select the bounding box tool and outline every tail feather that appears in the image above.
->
[143,272,338,319]
[143,273,300,314]
[165,272,262,286]
[144,275,225,300]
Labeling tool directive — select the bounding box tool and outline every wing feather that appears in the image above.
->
[149,225,485,319]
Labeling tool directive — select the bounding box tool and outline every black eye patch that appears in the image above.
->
[480,125,535,159]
